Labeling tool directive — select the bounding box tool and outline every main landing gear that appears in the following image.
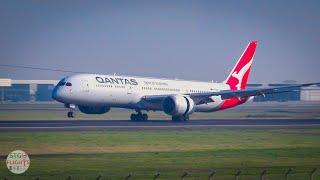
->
[65,104,76,118]
[172,115,189,122]
[130,109,148,121]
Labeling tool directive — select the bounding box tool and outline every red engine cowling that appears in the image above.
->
[162,95,195,116]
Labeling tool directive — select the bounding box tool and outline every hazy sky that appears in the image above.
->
[0,0,319,83]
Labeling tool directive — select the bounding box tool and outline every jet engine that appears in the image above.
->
[162,95,195,116]
[78,106,110,114]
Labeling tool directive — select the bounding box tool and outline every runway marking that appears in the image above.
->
[0,122,71,125]
[1,119,319,131]
[1,124,320,130]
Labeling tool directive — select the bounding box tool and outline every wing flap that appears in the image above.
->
[142,83,320,105]
[191,83,320,100]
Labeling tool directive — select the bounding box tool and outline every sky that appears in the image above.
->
[0,0,319,83]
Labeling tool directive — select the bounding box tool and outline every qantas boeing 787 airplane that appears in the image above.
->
[52,41,319,121]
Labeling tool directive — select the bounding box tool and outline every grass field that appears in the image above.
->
[1,102,319,179]
[1,128,320,179]
[0,101,320,120]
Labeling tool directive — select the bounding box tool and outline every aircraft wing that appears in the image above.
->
[142,83,320,105]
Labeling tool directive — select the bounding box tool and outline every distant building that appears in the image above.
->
[36,84,55,101]
[253,84,301,102]
[2,84,30,101]
[301,86,320,101]
[0,79,57,102]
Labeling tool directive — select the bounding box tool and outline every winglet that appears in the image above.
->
[224,41,257,90]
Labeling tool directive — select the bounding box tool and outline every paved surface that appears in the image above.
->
[0,119,319,131]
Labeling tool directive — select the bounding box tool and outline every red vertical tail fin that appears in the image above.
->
[224,41,257,90]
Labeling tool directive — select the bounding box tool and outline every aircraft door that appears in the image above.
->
[127,86,134,95]
[81,80,90,92]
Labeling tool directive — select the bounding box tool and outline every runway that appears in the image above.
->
[0,119,319,131]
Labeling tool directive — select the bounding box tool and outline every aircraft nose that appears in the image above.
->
[52,86,63,102]
[52,87,58,100]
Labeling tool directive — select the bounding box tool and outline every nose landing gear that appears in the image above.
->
[65,104,76,118]
[67,111,74,118]
[130,109,148,121]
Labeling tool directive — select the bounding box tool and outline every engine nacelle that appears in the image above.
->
[78,106,110,114]
[162,95,195,116]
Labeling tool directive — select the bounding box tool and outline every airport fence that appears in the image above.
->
[2,166,320,180]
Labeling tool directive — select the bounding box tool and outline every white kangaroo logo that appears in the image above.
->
[231,60,252,90]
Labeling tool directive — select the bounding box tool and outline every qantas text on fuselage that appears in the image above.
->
[95,77,138,86]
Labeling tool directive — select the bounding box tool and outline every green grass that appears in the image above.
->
[1,128,320,179]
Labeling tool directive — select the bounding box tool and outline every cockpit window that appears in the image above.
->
[57,82,66,86]
[56,78,72,87]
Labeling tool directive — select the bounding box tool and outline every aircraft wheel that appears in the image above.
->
[172,115,182,122]
[67,112,74,118]
[172,115,188,122]
[130,114,137,121]
[130,113,148,121]
[142,114,148,121]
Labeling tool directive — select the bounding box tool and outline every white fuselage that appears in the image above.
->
[52,74,231,112]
